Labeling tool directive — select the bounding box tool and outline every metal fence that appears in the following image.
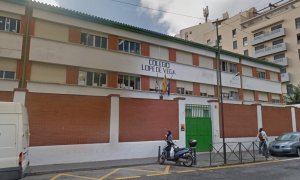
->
[209,141,267,166]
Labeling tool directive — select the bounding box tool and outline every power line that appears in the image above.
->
[110,0,205,20]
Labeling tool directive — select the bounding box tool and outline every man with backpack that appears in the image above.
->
[257,128,269,158]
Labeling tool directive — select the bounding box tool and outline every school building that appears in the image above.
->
[0,0,299,166]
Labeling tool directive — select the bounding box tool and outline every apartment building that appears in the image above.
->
[0,0,287,165]
[178,0,300,97]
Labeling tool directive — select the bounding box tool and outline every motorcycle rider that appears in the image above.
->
[165,130,173,158]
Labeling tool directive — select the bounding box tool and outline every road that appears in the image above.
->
[23,157,300,180]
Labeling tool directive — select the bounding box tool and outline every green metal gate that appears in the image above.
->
[185,104,212,152]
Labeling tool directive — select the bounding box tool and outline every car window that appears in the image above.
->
[277,133,299,141]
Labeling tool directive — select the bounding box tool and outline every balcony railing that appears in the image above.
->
[273,57,288,66]
[251,28,286,45]
[253,43,287,58]
[281,72,290,82]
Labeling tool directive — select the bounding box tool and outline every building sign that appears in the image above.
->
[141,58,176,75]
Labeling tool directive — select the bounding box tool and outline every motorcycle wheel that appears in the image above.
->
[182,154,193,167]
[159,153,166,165]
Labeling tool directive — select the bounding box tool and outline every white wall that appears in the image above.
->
[243,76,281,94]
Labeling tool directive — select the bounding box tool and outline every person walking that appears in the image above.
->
[257,128,269,158]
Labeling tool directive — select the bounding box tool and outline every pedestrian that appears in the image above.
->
[165,130,173,158]
[257,128,268,157]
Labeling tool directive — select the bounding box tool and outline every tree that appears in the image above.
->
[286,85,300,104]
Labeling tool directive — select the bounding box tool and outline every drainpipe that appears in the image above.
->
[20,0,32,88]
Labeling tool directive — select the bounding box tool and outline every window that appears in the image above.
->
[254,31,264,37]
[287,84,294,96]
[257,70,266,79]
[297,34,300,44]
[118,39,140,54]
[255,45,265,51]
[0,70,16,79]
[78,70,107,87]
[271,24,282,31]
[233,40,237,49]
[221,61,237,73]
[274,53,285,60]
[243,37,248,46]
[295,17,300,29]
[0,16,20,33]
[244,50,249,56]
[232,29,236,38]
[176,87,193,95]
[272,99,280,103]
[80,33,107,49]
[118,74,140,90]
[272,39,283,46]
[222,91,238,100]
[280,67,286,73]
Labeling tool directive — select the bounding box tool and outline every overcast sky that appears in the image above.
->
[35,0,281,35]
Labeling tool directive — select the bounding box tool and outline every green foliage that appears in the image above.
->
[286,85,300,104]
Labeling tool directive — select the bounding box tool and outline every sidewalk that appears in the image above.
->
[28,152,270,176]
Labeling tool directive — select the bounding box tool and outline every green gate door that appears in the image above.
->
[185,104,212,152]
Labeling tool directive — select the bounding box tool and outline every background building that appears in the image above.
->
[1,0,298,166]
[177,0,300,98]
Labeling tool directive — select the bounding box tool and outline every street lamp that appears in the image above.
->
[213,18,227,164]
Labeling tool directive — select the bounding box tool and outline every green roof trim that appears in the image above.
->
[4,0,282,68]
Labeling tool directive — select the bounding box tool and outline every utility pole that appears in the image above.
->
[213,18,226,164]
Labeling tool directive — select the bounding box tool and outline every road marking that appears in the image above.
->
[146,165,171,176]
[200,160,280,171]
[176,170,196,173]
[50,173,62,180]
[115,176,141,179]
[51,173,98,180]
[122,167,162,173]
[163,165,171,174]
[98,168,120,180]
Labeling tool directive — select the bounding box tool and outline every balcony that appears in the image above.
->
[251,28,286,46]
[253,43,287,58]
[273,57,288,66]
[281,72,290,82]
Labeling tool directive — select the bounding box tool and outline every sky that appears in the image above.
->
[35,0,282,35]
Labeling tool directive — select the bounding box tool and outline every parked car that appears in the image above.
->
[269,132,300,156]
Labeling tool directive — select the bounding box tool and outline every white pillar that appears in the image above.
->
[13,89,27,104]
[109,94,120,144]
[291,107,297,132]
[208,100,220,143]
[176,97,186,148]
[257,104,262,129]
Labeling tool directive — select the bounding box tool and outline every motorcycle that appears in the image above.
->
[159,139,197,167]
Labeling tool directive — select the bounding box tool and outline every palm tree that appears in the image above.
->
[286,85,300,104]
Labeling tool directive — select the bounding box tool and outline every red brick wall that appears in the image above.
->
[69,27,81,44]
[26,93,110,146]
[192,54,199,66]
[119,98,179,142]
[66,66,79,84]
[295,108,300,132]
[266,71,270,80]
[107,72,118,88]
[170,80,176,94]
[193,83,200,96]
[0,91,14,102]
[169,48,176,62]
[108,35,118,51]
[141,76,150,91]
[221,104,258,138]
[262,106,292,136]
[252,67,257,77]
[141,42,150,57]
